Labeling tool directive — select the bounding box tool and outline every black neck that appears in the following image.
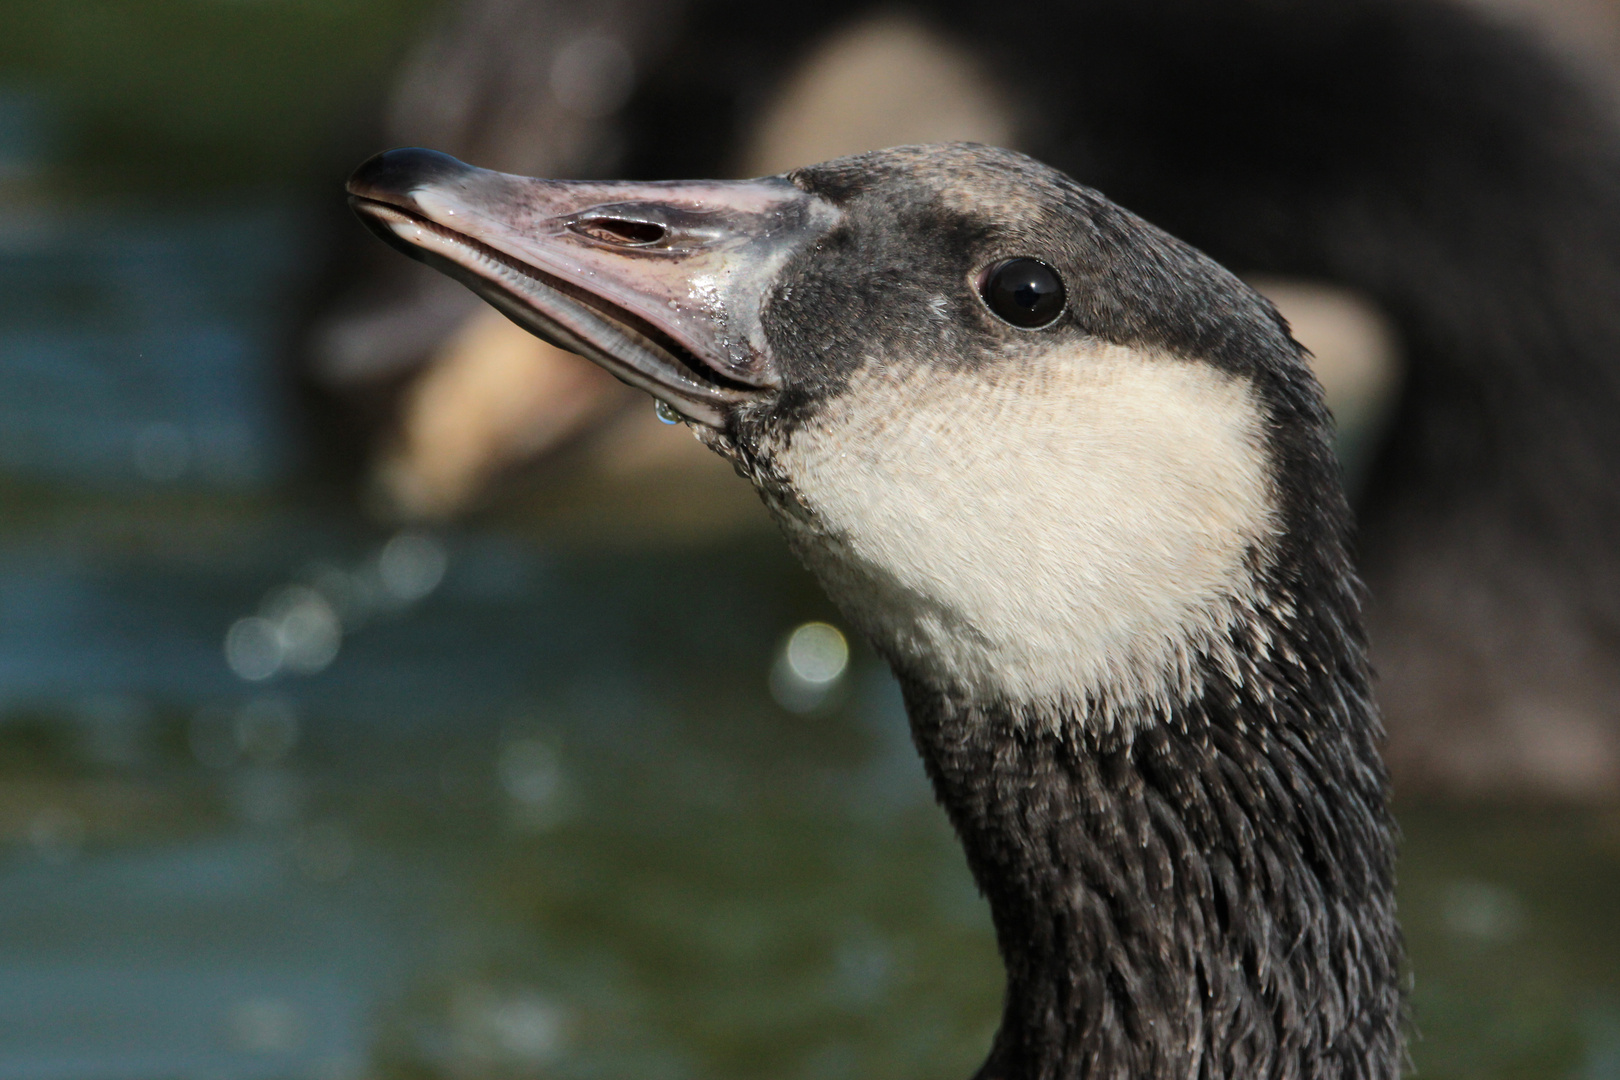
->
[897,623,1403,1080]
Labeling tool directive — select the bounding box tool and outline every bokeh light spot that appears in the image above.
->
[263,586,341,675]
[378,531,447,602]
[786,622,849,684]
[771,622,851,713]
[225,616,282,681]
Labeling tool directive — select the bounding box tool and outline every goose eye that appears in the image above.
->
[981,258,1066,329]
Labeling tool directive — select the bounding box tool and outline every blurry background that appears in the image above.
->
[0,2,1617,1079]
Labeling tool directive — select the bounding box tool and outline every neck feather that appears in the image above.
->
[897,598,1403,1080]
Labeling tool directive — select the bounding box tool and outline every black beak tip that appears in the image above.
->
[346,147,473,203]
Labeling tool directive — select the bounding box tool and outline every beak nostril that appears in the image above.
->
[574,216,667,246]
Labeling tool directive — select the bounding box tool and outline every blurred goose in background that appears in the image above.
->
[348,139,1405,1080]
[306,0,1620,800]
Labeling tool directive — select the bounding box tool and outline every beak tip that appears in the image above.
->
[347,147,474,204]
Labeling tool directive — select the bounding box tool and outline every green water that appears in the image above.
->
[0,3,1615,1077]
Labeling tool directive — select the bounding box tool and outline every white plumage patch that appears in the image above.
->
[764,344,1280,727]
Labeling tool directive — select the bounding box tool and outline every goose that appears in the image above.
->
[309,0,1620,799]
[347,142,1404,1080]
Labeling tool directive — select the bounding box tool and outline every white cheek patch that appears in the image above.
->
[767,345,1280,726]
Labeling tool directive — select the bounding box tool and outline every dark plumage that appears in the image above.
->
[348,141,1404,1080]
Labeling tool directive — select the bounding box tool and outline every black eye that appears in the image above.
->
[981,258,1066,329]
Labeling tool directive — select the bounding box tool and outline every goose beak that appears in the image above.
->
[347,148,840,426]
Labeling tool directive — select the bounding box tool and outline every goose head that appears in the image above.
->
[349,141,1402,1080]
